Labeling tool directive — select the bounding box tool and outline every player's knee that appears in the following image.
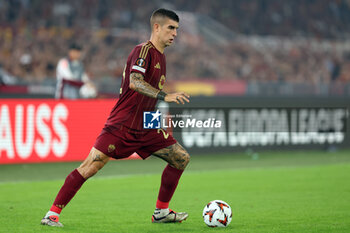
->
[183,153,190,168]
[173,152,190,170]
[78,164,100,179]
[87,166,100,178]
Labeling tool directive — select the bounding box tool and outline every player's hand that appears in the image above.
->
[164,92,190,104]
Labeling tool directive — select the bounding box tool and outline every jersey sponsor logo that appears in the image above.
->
[155,62,161,69]
[143,110,161,129]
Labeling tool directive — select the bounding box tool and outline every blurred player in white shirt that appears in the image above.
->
[55,43,97,99]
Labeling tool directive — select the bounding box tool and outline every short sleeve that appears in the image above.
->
[130,43,152,75]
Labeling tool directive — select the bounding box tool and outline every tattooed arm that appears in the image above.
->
[129,72,190,104]
[129,72,160,98]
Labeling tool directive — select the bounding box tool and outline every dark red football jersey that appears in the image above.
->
[105,41,167,131]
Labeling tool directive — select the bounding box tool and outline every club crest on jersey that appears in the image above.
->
[143,110,161,129]
[158,75,166,90]
[135,58,146,68]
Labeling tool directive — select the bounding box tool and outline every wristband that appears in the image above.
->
[157,91,167,100]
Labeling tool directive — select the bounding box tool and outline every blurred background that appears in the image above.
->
[1,0,350,97]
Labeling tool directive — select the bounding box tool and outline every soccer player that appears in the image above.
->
[41,8,190,227]
[55,43,97,99]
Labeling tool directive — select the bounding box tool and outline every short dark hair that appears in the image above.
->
[69,43,82,51]
[150,8,179,27]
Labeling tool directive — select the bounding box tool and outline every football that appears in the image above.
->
[202,200,232,227]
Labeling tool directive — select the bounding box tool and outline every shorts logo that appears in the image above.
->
[135,58,146,68]
[143,110,161,129]
[108,144,116,153]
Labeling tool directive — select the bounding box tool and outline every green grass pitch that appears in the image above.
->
[1,150,350,233]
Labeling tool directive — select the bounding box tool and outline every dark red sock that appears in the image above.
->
[156,164,184,209]
[50,169,86,214]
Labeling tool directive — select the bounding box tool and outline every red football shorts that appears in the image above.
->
[93,125,177,159]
